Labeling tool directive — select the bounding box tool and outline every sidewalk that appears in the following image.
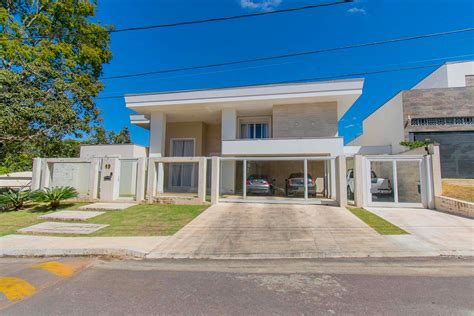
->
[0,235,168,258]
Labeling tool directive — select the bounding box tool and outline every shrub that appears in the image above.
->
[400,139,433,150]
[0,189,31,210]
[32,186,79,209]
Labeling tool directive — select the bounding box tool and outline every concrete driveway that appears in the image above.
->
[147,203,410,259]
[367,207,474,256]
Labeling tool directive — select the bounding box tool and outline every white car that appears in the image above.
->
[346,169,393,199]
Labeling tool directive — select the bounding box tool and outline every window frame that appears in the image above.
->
[237,116,272,139]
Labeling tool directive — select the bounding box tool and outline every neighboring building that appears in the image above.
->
[125,79,372,203]
[350,60,474,179]
[80,144,148,159]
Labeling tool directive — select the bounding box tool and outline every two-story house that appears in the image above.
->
[125,78,364,204]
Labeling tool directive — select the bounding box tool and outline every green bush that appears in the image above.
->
[0,189,32,210]
[400,139,433,150]
[32,186,79,209]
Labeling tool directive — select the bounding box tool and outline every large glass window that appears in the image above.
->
[239,118,270,139]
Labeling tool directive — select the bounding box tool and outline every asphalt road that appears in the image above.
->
[1,257,473,315]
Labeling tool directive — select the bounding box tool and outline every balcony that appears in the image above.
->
[221,137,344,156]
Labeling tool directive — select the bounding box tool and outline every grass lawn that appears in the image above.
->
[442,179,474,203]
[85,204,208,237]
[0,202,88,236]
[347,207,408,235]
[1,202,208,237]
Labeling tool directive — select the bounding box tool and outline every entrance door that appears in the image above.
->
[170,139,195,191]
[366,157,425,207]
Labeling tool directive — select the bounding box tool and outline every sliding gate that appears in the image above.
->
[364,155,433,208]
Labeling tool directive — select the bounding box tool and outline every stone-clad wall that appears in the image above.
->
[435,196,474,218]
[402,86,474,138]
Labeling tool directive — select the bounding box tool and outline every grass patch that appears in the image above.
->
[0,202,88,236]
[84,204,208,237]
[442,179,474,203]
[347,207,408,235]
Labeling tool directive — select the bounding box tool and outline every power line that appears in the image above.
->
[96,62,445,100]
[1,0,352,41]
[102,27,474,80]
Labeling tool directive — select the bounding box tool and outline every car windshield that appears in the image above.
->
[289,173,312,179]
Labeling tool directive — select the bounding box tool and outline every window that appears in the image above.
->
[239,117,271,139]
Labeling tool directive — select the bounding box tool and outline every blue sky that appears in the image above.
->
[93,0,474,146]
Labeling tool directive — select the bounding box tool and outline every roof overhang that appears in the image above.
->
[125,79,364,128]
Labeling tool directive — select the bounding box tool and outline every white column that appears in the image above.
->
[330,159,337,199]
[147,159,157,203]
[197,157,207,203]
[211,156,220,204]
[89,158,100,200]
[31,158,42,191]
[136,158,147,202]
[336,155,347,207]
[353,155,364,207]
[304,159,308,200]
[221,108,237,140]
[149,112,166,193]
[220,160,236,194]
[40,160,50,188]
[243,159,247,200]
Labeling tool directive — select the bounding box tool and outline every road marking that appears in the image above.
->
[33,261,75,277]
[0,277,36,301]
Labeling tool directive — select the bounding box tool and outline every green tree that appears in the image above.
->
[0,0,113,172]
[88,126,131,145]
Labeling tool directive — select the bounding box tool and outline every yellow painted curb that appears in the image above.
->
[33,261,75,277]
[0,277,36,301]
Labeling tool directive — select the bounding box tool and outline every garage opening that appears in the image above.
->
[219,157,337,205]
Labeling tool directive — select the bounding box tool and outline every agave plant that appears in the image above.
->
[0,189,31,210]
[32,186,79,209]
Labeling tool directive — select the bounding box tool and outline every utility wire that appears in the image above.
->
[0,0,352,41]
[102,27,474,80]
[96,62,445,100]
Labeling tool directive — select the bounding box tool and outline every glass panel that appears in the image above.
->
[369,161,395,203]
[119,160,138,198]
[255,124,262,138]
[262,123,269,138]
[346,157,355,202]
[245,160,304,200]
[219,160,244,200]
[308,160,329,201]
[183,140,194,156]
[396,161,422,203]
[50,162,91,196]
[163,162,198,194]
[172,140,184,156]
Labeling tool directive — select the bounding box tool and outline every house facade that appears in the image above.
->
[125,79,366,205]
[350,60,474,178]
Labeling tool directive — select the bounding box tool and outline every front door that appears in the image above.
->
[170,139,195,191]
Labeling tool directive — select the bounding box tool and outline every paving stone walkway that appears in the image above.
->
[79,202,136,210]
[39,211,105,221]
[18,222,109,235]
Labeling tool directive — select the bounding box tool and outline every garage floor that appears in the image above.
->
[147,203,440,259]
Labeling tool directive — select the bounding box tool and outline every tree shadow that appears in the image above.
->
[29,203,77,213]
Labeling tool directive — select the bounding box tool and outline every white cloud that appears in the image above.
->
[240,0,283,11]
[347,7,367,15]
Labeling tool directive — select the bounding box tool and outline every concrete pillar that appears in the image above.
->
[197,157,207,203]
[211,156,220,204]
[149,112,166,193]
[90,158,100,200]
[99,157,119,201]
[40,160,51,188]
[330,159,337,199]
[353,155,364,207]
[31,158,42,191]
[336,155,347,207]
[221,108,237,140]
[147,159,157,203]
[430,144,442,197]
[136,158,147,202]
